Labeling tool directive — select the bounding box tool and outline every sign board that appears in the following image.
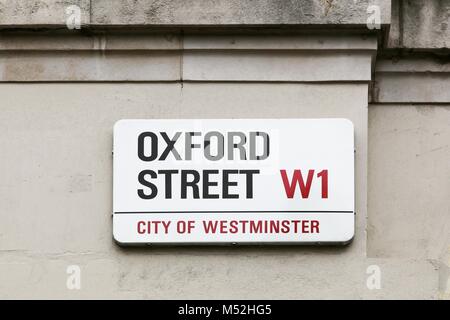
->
[113,119,354,245]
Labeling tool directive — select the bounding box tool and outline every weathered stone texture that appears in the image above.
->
[0,0,90,26]
[0,34,376,82]
[374,58,450,103]
[90,0,390,25]
[0,0,391,27]
[369,104,450,261]
[389,0,450,49]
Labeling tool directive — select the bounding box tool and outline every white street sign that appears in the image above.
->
[113,119,354,245]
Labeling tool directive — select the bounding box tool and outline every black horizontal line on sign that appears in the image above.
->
[114,211,354,214]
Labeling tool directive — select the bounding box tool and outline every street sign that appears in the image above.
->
[113,119,354,245]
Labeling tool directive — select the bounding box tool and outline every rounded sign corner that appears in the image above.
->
[113,119,130,132]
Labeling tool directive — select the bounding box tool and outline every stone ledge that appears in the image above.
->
[0,33,377,51]
[0,0,390,28]
[376,58,450,73]
[0,51,180,81]
[0,0,91,26]
[374,74,450,103]
[183,51,373,82]
[92,0,391,26]
[0,34,376,82]
[0,50,374,82]
[388,0,450,49]
[374,58,450,103]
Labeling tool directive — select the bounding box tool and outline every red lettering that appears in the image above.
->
[311,220,320,233]
[161,221,171,234]
[137,221,145,234]
[280,169,315,198]
[250,220,263,233]
[302,220,310,233]
[220,220,228,233]
[203,220,218,233]
[229,220,239,234]
[317,170,328,198]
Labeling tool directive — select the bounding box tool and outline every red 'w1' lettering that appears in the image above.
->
[280,169,328,199]
[203,221,218,233]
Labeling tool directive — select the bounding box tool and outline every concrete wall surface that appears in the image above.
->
[0,83,370,299]
[0,0,448,300]
[0,82,441,299]
[368,104,450,299]
[368,104,450,260]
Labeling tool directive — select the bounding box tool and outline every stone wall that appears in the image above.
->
[0,0,448,299]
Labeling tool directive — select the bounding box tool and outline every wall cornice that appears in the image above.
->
[0,0,391,29]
